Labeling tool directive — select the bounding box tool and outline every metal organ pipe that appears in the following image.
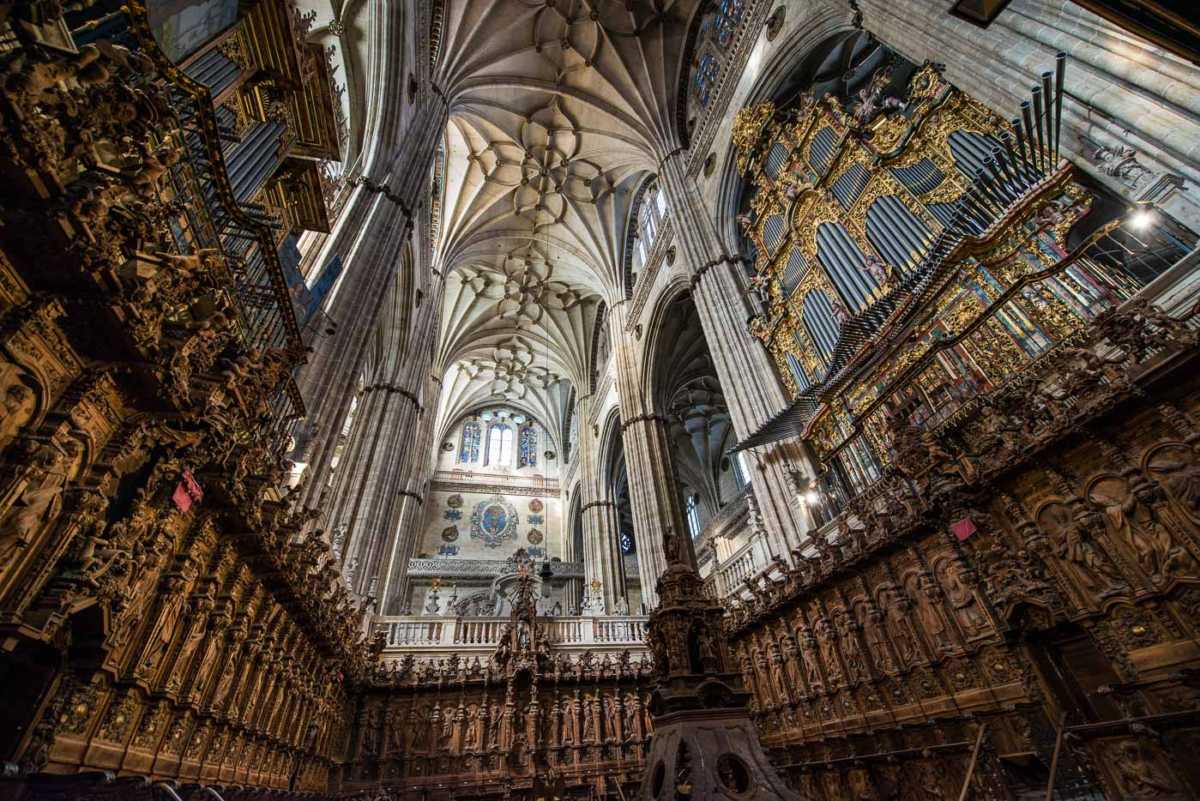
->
[1054,53,1066,163]
[1031,86,1046,172]
[1020,102,1039,177]
[1041,71,1055,172]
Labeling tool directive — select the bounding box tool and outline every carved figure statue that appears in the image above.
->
[561,696,577,745]
[1112,741,1182,799]
[0,439,82,580]
[813,615,842,685]
[877,582,920,667]
[0,376,36,450]
[1039,503,1126,600]
[623,692,643,742]
[583,691,601,744]
[937,559,989,639]
[603,693,621,742]
[1090,475,1192,583]
[1147,446,1200,528]
[906,571,953,652]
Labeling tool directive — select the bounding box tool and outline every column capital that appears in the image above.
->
[656,145,689,175]
[363,383,423,411]
[397,490,424,504]
[689,254,748,288]
[620,413,671,432]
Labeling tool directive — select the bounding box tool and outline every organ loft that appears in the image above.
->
[0,0,1198,799]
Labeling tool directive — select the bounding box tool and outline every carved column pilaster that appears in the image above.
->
[577,392,624,612]
[658,151,812,561]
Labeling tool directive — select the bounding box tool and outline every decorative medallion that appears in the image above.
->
[470,495,518,548]
[527,528,544,545]
[443,509,462,521]
[528,514,544,525]
[441,525,459,542]
[447,494,464,508]
[528,498,544,512]
[441,441,454,452]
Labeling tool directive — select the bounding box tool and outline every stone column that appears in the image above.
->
[659,152,812,560]
[858,0,1200,229]
[298,97,449,509]
[577,393,624,612]
[608,301,695,607]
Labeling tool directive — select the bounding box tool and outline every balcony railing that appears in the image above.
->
[375,615,649,651]
[703,528,774,600]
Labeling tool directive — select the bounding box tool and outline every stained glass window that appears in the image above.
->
[692,53,719,108]
[518,425,538,468]
[689,0,744,111]
[714,0,743,46]
[459,420,480,463]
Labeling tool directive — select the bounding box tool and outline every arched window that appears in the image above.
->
[685,494,702,539]
[518,425,538,468]
[732,452,751,490]
[486,424,513,467]
[631,179,668,276]
[459,419,481,463]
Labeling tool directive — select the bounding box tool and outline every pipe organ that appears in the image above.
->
[737,61,1181,500]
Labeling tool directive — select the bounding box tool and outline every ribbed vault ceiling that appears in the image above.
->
[432,0,703,443]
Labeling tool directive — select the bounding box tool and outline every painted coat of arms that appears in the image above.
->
[471,495,518,548]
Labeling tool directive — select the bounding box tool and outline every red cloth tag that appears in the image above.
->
[172,481,193,512]
[172,469,203,512]
[951,517,977,541]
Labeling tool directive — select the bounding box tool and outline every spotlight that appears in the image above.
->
[1129,207,1157,231]
[803,489,820,506]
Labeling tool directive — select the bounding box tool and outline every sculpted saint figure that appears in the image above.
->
[0,379,35,450]
[0,440,81,580]
[937,560,989,639]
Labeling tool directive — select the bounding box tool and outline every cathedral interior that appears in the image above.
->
[1,0,1200,799]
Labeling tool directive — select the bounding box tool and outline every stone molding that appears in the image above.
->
[405,558,585,578]
[431,478,559,498]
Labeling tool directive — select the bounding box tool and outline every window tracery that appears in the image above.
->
[486,424,514,467]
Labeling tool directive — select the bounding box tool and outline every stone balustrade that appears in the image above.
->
[705,529,773,599]
[375,614,649,654]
